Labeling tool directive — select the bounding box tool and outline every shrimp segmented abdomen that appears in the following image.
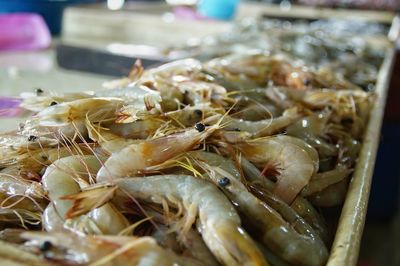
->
[239,137,315,204]
[114,175,268,266]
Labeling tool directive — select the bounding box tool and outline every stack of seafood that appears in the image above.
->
[166,18,389,91]
[0,52,373,265]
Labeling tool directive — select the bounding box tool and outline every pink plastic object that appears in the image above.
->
[0,13,51,51]
[0,97,23,117]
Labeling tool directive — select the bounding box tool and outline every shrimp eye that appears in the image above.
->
[218,177,230,187]
[50,101,58,106]
[233,128,241,132]
[194,109,203,116]
[195,122,205,132]
[40,241,52,251]
[28,135,37,141]
[35,88,44,95]
[304,79,310,86]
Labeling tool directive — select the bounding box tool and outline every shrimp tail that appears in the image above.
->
[62,185,116,219]
[204,223,270,266]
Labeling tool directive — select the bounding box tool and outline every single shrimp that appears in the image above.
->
[240,157,330,245]
[20,91,92,112]
[41,155,129,235]
[16,230,204,266]
[237,136,315,204]
[110,175,268,266]
[36,97,124,127]
[31,98,124,139]
[108,105,216,140]
[182,151,328,266]
[97,123,220,181]
[204,107,301,138]
[1,144,93,175]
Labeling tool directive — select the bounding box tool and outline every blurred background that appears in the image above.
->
[0,0,399,265]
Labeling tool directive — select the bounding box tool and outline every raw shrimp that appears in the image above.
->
[20,92,92,112]
[308,178,349,207]
[179,80,228,106]
[206,53,315,88]
[97,123,220,181]
[0,133,57,168]
[41,203,64,232]
[36,98,123,127]
[108,119,165,139]
[18,230,203,266]
[240,157,329,245]
[151,225,219,266]
[141,58,203,82]
[286,108,338,158]
[112,175,268,266]
[31,98,124,139]
[183,151,328,266]
[164,105,216,127]
[238,136,315,204]
[0,171,47,228]
[205,107,301,138]
[1,144,93,175]
[41,155,129,235]
[87,125,142,154]
[301,165,353,197]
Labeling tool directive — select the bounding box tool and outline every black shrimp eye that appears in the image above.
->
[304,79,310,86]
[233,128,241,132]
[194,109,203,116]
[40,241,52,251]
[28,135,37,141]
[218,177,230,187]
[35,88,44,95]
[50,101,58,106]
[194,122,205,132]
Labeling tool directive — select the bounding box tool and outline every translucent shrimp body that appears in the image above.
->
[42,155,129,235]
[36,97,124,127]
[97,124,219,181]
[20,231,203,266]
[185,151,328,266]
[205,107,301,138]
[238,136,315,204]
[114,175,268,266]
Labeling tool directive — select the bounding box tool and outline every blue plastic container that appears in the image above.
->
[0,0,98,35]
[198,0,240,21]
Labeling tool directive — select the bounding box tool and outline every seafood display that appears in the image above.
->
[0,17,392,266]
[165,18,390,91]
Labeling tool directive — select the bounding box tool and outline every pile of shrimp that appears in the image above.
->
[0,52,373,266]
[166,18,389,91]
